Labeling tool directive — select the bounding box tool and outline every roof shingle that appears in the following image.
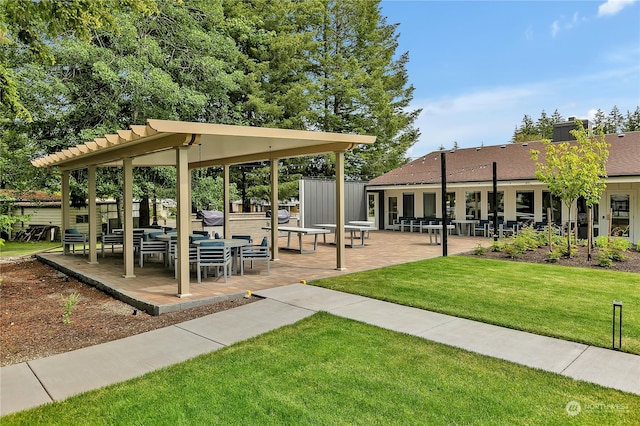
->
[369,132,640,186]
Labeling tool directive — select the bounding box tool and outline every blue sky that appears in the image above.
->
[379,0,640,158]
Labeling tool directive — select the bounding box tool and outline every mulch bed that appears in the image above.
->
[0,259,256,366]
[462,244,640,274]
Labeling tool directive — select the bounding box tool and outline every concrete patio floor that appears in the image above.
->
[36,231,486,315]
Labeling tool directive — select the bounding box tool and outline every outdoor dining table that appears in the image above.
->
[262,225,329,254]
[452,219,479,236]
[313,223,371,248]
[191,238,251,274]
[421,224,456,245]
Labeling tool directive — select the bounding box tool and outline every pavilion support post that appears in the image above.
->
[335,151,346,270]
[176,147,191,297]
[270,158,279,261]
[223,164,230,239]
[61,170,71,237]
[122,158,135,278]
[87,165,98,264]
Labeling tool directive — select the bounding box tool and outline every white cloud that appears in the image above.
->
[550,20,560,37]
[598,0,637,17]
[407,67,639,158]
[525,26,534,41]
[550,12,587,37]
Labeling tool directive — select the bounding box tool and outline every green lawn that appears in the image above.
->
[0,241,61,257]
[313,256,640,354]
[2,313,638,425]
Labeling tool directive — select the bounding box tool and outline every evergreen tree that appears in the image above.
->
[624,107,640,131]
[303,0,420,179]
[592,108,607,132]
[550,109,564,126]
[536,110,554,139]
[512,114,540,142]
[606,105,624,134]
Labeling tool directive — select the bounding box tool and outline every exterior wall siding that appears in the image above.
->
[377,181,639,244]
[300,179,367,227]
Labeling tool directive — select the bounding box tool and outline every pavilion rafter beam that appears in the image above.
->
[190,142,356,169]
[58,133,195,170]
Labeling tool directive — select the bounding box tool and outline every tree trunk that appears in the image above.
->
[547,207,553,251]
[587,206,592,261]
[566,206,572,258]
[139,194,150,228]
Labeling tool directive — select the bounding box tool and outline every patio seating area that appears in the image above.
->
[36,232,485,315]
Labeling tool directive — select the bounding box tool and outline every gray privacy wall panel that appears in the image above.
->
[300,179,367,227]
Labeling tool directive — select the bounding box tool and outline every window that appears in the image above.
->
[610,194,630,237]
[465,191,481,220]
[445,192,456,219]
[403,193,415,217]
[423,192,436,218]
[388,197,398,226]
[542,191,562,223]
[368,194,375,217]
[516,191,534,222]
[488,191,504,220]
[75,214,89,223]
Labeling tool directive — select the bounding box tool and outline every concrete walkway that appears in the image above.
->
[2,284,639,416]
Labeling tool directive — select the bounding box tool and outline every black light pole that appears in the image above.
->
[492,161,498,241]
[441,152,448,256]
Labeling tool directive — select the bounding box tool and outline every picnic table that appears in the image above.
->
[262,226,329,254]
[452,219,479,236]
[421,224,455,245]
[313,223,372,248]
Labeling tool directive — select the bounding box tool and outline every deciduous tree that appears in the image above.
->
[530,120,609,257]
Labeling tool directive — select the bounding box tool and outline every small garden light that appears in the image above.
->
[612,301,622,350]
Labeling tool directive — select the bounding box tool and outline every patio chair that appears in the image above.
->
[189,234,209,244]
[196,241,232,283]
[101,233,123,257]
[232,235,253,243]
[400,217,415,232]
[62,228,88,255]
[148,231,164,240]
[133,230,146,255]
[474,220,489,237]
[240,236,270,276]
[173,245,198,279]
[504,220,519,236]
[139,240,168,267]
[410,218,428,233]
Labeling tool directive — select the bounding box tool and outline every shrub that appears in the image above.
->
[594,236,609,248]
[609,249,626,262]
[546,249,561,263]
[512,226,545,251]
[490,240,504,252]
[61,293,80,324]
[597,251,613,267]
[503,244,523,259]
[611,238,631,252]
[472,244,486,255]
[558,244,577,258]
[551,233,565,247]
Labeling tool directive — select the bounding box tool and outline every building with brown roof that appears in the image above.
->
[366,128,640,244]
